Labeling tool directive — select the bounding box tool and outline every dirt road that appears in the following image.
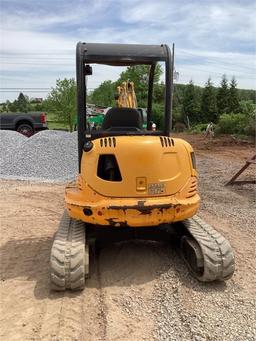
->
[0,134,255,340]
[0,182,163,341]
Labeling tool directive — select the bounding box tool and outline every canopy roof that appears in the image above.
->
[76,42,169,66]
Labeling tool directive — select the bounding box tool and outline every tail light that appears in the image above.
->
[40,112,46,123]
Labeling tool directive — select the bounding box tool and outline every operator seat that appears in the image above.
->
[102,107,143,131]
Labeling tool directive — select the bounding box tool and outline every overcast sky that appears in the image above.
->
[0,0,255,101]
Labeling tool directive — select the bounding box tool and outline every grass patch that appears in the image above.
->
[47,121,69,131]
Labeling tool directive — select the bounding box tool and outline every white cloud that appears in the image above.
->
[0,0,255,101]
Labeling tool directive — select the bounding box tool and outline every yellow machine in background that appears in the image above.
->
[116,81,137,108]
[50,42,235,291]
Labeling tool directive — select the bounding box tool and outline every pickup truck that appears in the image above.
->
[0,112,48,136]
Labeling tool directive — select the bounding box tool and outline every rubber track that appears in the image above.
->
[182,215,235,282]
[50,210,89,291]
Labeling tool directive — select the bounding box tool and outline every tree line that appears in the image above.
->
[1,65,255,136]
[88,65,255,136]
[0,93,44,113]
[179,76,239,125]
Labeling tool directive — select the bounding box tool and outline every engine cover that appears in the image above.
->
[80,136,197,198]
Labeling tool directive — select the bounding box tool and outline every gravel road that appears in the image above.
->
[0,134,255,340]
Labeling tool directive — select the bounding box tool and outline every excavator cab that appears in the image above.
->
[50,42,235,291]
[76,43,173,161]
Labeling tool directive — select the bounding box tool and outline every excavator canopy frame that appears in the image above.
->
[76,42,174,169]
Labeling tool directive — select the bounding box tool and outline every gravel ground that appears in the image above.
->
[198,154,256,235]
[153,153,256,341]
[1,132,255,340]
[0,130,78,181]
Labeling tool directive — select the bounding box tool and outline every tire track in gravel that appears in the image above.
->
[38,246,106,340]
[0,236,52,341]
[95,252,108,341]
[153,247,195,341]
[39,250,111,341]
[39,291,85,341]
[96,241,161,341]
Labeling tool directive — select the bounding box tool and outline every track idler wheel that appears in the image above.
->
[180,236,204,279]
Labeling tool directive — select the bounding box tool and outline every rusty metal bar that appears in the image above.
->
[225,154,256,186]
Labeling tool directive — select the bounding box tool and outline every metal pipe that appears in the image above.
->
[171,43,175,132]
[76,42,86,171]
[163,44,173,136]
[147,63,156,130]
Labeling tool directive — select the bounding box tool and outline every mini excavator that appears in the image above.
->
[50,42,235,291]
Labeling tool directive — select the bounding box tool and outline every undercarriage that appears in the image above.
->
[50,211,235,291]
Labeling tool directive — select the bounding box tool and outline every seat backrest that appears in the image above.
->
[102,107,143,130]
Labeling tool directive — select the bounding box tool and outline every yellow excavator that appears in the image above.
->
[116,81,137,108]
[50,42,235,291]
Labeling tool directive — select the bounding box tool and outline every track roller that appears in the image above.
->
[50,210,89,291]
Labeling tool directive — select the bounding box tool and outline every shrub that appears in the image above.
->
[217,111,255,137]
[190,123,208,133]
[245,111,256,137]
[217,113,244,134]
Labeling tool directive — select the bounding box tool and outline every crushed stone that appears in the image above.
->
[0,130,78,181]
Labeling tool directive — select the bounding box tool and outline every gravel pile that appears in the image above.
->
[0,130,78,181]
[0,130,27,171]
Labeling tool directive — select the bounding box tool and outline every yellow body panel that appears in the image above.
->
[65,136,200,227]
[80,136,196,197]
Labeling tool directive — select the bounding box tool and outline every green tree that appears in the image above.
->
[34,103,43,111]
[217,75,229,116]
[238,88,256,103]
[8,101,18,112]
[239,100,256,115]
[45,78,76,132]
[117,64,163,107]
[182,80,200,125]
[172,84,185,125]
[19,93,29,111]
[89,80,116,107]
[8,92,30,112]
[229,77,240,113]
[0,103,7,112]
[200,78,217,122]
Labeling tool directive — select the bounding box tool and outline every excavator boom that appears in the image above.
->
[116,81,138,108]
